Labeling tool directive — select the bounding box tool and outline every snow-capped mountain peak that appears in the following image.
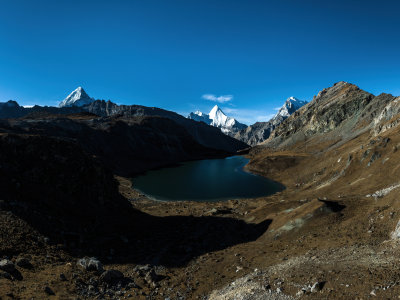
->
[209,105,221,116]
[188,105,247,135]
[59,87,95,108]
[274,97,307,119]
[209,105,230,127]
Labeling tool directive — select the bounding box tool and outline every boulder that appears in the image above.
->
[77,257,103,273]
[16,257,32,269]
[0,259,15,273]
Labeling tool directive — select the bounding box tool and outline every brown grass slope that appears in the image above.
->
[220,81,400,299]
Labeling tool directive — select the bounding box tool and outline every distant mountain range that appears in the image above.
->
[187,98,307,143]
[0,88,248,163]
[188,105,247,135]
[0,87,308,147]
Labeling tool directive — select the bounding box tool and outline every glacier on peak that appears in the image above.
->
[59,87,95,108]
[188,105,247,135]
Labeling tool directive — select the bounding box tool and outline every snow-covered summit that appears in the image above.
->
[273,97,307,120]
[209,105,236,129]
[59,87,94,108]
[188,105,247,135]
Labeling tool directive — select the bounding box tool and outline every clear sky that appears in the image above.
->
[1,0,400,124]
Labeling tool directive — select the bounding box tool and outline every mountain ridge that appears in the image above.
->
[235,96,307,146]
[0,91,248,154]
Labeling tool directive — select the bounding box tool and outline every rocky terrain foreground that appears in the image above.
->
[3,81,400,299]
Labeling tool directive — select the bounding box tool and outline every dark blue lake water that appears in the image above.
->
[132,156,283,201]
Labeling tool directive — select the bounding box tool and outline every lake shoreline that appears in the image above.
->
[130,155,284,202]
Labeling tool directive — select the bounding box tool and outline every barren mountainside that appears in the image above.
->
[263,81,379,148]
[218,82,400,298]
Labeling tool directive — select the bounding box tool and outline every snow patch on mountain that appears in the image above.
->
[188,110,212,125]
[59,87,94,108]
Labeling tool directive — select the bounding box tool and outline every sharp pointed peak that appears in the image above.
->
[59,86,94,107]
[72,86,87,94]
[209,104,224,115]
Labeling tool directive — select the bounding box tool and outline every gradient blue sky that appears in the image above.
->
[1,0,400,124]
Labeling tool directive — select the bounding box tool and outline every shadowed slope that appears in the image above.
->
[0,132,270,268]
[0,114,237,176]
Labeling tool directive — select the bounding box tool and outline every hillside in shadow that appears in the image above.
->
[0,132,270,267]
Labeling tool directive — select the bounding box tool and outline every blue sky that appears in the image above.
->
[1,0,400,124]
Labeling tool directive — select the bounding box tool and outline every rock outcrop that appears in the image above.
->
[373,96,400,135]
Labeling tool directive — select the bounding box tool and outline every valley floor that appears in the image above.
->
[3,128,400,299]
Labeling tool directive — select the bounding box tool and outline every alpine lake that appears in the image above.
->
[132,156,284,201]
